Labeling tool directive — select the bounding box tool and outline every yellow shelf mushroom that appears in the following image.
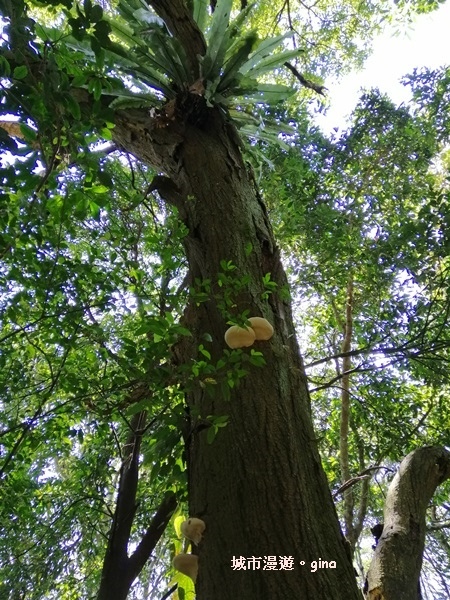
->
[224,317,274,348]
[224,325,256,349]
[181,517,206,545]
[248,316,274,341]
[173,553,198,583]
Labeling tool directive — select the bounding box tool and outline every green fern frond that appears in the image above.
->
[201,0,233,80]
[191,0,209,31]
[217,31,259,93]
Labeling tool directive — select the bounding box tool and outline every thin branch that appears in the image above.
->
[128,492,178,581]
[284,61,326,96]
[160,584,178,600]
[427,521,450,531]
[333,465,394,499]
[308,363,373,393]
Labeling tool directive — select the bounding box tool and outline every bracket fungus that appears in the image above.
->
[224,325,256,349]
[248,316,274,341]
[173,553,198,583]
[181,517,206,545]
[224,317,274,348]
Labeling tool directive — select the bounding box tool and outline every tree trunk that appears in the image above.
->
[97,412,145,600]
[97,410,177,600]
[113,101,362,598]
[365,446,450,600]
[340,274,356,547]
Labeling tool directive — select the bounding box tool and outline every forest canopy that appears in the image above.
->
[1,1,450,599]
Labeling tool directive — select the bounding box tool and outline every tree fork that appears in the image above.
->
[365,446,450,600]
[97,410,177,600]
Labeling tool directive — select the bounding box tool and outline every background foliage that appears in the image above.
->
[1,0,450,598]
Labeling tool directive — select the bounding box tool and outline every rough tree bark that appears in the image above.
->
[111,90,361,600]
[365,446,450,600]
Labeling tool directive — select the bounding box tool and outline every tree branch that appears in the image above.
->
[97,411,147,598]
[128,492,178,581]
[428,521,450,531]
[284,61,326,96]
[340,274,354,544]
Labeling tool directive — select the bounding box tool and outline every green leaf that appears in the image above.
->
[217,31,258,93]
[109,94,155,110]
[248,350,266,367]
[13,65,28,80]
[237,83,295,103]
[64,94,81,119]
[100,127,113,140]
[0,55,10,77]
[84,0,92,17]
[202,0,233,79]
[206,426,217,444]
[192,0,208,30]
[239,32,294,74]
[172,325,192,337]
[19,123,37,142]
[246,48,304,79]
[141,319,167,336]
[94,19,111,44]
[228,1,256,36]
[88,78,103,101]
[90,185,109,194]
[100,17,175,94]
[68,17,87,41]
[199,345,211,360]
[148,30,190,87]
[90,4,103,23]
[99,39,174,97]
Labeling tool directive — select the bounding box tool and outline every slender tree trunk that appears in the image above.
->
[98,412,146,600]
[113,103,362,598]
[354,435,369,543]
[97,410,177,600]
[340,274,356,547]
[365,446,450,600]
[335,274,369,554]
